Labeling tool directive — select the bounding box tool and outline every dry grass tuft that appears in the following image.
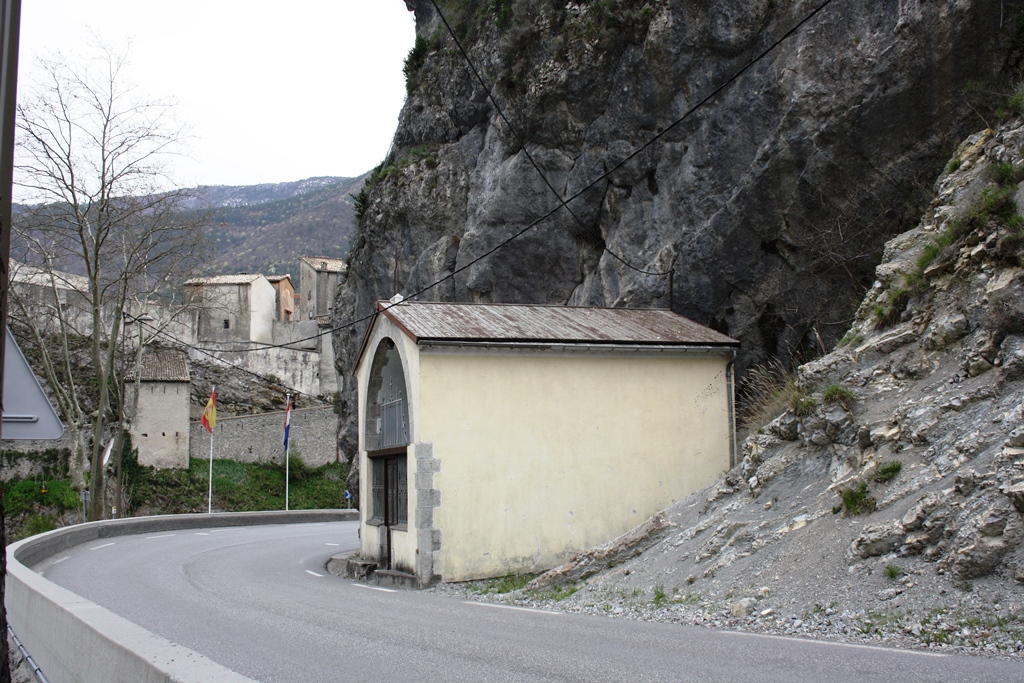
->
[737,359,808,434]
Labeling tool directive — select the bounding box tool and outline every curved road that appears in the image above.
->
[33,521,1024,682]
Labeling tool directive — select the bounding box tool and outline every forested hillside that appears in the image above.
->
[193,174,365,278]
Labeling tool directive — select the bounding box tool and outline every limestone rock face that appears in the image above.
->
[334,0,1014,460]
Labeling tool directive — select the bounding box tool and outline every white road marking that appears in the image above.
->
[724,630,947,657]
[325,543,340,546]
[463,602,561,616]
[146,534,175,539]
[306,570,324,577]
[51,556,69,565]
[352,584,396,593]
[89,543,115,550]
[195,532,210,536]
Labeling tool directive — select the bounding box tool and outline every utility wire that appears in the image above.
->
[125,311,330,404]
[426,0,672,279]
[190,0,836,356]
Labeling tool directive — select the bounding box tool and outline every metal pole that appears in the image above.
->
[207,385,215,514]
[207,431,213,514]
[285,393,290,512]
[0,5,21,680]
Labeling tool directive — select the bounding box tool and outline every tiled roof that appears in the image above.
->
[298,256,346,273]
[378,301,738,346]
[184,274,263,286]
[127,349,190,382]
[10,260,89,291]
[266,274,293,284]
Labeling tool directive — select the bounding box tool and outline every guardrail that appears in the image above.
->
[6,509,359,683]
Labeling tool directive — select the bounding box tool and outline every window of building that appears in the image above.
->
[369,454,407,526]
[223,319,230,329]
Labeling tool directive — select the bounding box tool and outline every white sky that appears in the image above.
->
[16,1,417,194]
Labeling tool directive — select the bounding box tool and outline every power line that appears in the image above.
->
[125,311,330,404]
[426,0,673,280]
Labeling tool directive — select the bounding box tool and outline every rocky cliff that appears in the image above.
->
[333,0,1021,460]
[433,121,1024,657]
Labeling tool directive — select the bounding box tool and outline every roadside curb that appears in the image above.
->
[6,510,358,683]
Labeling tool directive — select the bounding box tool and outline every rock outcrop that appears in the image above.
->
[439,120,1024,656]
[334,0,1020,464]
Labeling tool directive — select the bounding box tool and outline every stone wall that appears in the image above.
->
[189,405,338,466]
[0,442,69,481]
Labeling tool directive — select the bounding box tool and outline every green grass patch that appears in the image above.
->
[652,584,667,607]
[822,384,854,410]
[839,482,876,515]
[475,574,535,595]
[532,583,580,601]
[884,563,904,580]
[875,460,902,484]
[16,513,59,540]
[3,479,80,516]
[789,394,817,417]
[994,161,1021,186]
[121,450,350,515]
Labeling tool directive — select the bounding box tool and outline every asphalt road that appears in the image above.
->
[34,521,1024,682]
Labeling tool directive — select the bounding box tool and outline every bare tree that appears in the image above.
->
[10,43,208,520]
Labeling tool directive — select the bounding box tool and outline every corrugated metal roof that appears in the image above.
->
[298,256,346,273]
[184,274,263,286]
[127,349,190,382]
[378,301,738,346]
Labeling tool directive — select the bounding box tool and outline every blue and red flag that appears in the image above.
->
[283,397,292,451]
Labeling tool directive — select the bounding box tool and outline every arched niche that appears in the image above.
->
[363,337,410,451]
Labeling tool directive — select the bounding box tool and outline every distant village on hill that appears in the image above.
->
[9,255,348,469]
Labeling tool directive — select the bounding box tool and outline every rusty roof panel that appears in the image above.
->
[378,301,737,346]
[127,349,190,382]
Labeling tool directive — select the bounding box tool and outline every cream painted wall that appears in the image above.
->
[131,382,190,469]
[417,349,732,582]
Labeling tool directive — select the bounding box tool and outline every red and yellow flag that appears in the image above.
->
[201,388,217,433]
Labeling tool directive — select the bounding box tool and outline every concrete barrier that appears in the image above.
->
[6,509,359,683]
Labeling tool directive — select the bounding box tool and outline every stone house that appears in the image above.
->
[183,274,277,344]
[298,256,345,320]
[9,260,93,335]
[353,299,739,586]
[127,349,191,469]
[267,274,296,322]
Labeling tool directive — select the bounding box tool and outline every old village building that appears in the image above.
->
[353,299,739,586]
[127,349,191,469]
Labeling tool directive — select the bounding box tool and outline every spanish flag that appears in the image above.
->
[201,388,217,432]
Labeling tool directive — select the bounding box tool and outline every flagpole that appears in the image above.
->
[208,429,214,514]
[285,393,290,512]
[207,384,216,514]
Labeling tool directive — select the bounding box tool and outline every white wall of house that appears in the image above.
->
[248,277,277,344]
[356,314,734,584]
[131,381,190,469]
